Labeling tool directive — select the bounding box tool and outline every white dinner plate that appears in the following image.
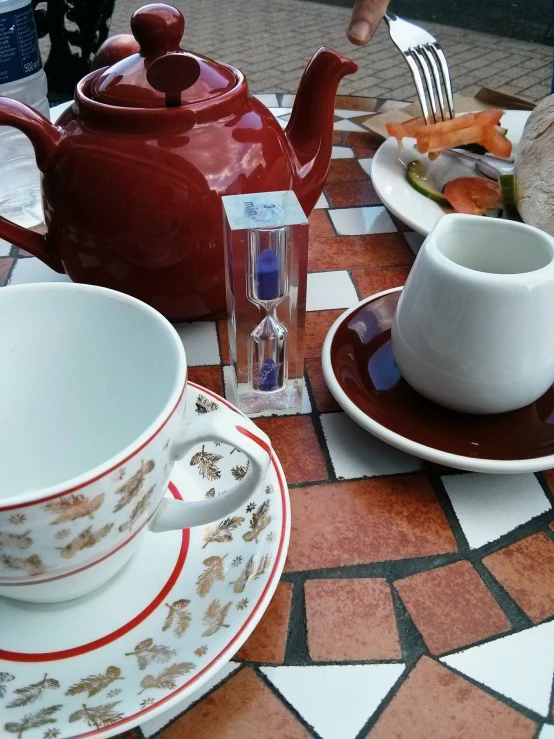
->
[371,110,530,235]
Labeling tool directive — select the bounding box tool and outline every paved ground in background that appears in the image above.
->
[110,0,553,101]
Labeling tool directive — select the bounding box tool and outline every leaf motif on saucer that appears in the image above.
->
[57,524,114,560]
[42,493,104,524]
[125,638,176,670]
[119,485,156,533]
[68,701,124,729]
[113,460,155,513]
[231,462,249,481]
[196,555,227,597]
[0,531,32,550]
[6,674,60,709]
[195,394,218,414]
[0,672,15,699]
[202,517,244,549]
[65,666,123,699]
[138,663,196,694]
[43,729,60,738]
[7,514,26,526]
[205,488,216,498]
[190,447,223,481]
[4,704,62,737]
[242,500,271,543]
[0,554,45,577]
[201,599,232,636]
[265,484,275,495]
[194,645,208,656]
[231,554,272,593]
[162,600,191,638]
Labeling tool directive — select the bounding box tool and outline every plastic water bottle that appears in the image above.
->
[0,0,48,228]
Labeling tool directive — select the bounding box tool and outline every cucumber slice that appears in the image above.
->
[500,173,517,210]
[406,161,450,207]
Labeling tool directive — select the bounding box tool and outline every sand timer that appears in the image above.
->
[247,226,289,393]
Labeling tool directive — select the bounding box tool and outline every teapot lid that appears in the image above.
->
[90,4,237,108]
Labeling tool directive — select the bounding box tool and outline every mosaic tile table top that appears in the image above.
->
[1,95,554,739]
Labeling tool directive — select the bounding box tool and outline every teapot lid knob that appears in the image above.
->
[131,3,184,56]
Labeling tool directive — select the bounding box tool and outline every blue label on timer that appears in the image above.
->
[0,3,42,84]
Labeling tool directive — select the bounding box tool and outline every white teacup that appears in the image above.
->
[392,213,554,414]
[0,284,271,603]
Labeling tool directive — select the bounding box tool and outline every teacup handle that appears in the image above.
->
[150,412,271,532]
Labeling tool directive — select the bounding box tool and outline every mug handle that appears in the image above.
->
[150,412,271,532]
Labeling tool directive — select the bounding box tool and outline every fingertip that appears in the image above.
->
[347,19,371,44]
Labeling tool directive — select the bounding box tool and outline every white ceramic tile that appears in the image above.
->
[539,725,554,739]
[378,100,411,112]
[314,192,329,209]
[0,239,11,256]
[222,365,312,418]
[329,206,397,236]
[331,146,355,159]
[441,473,551,549]
[306,271,358,312]
[358,157,373,177]
[140,662,241,736]
[254,93,279,107]
[279,113,291,123]
[282,94,296,107]
[404,231,425,255]
[174,321,220,366]
[442,621,554,717]
[334,119,366,132]
[268,107,292,118]
[8,257,72,285]
[335,109,373,118]
[277,118,288,129]
[261,664,404,739]
[321,412,422,478]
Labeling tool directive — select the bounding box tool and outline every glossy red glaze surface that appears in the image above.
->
[330,289,554,461]
[0,4,357,320]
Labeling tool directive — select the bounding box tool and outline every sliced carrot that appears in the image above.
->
[444,177,502,215]
[416,124,489,154]
[386,117,426,139]
[386,110,504,144]
[479,128,513,158]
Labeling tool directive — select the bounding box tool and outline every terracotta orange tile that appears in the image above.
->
[352,145,378,158]
[370,656,537,739]
[326,159,367,183]
[395,561,511,655]
[332,131,343,144]
[335,95,378,111]
[326,180,382,208]
[352,266,411,298]
[217,319,230,365]
[308,233,414,273]
[550,521,554,532]
[236,581,293,663]
[162,667,309,739]
[0,257,13,285]
[188,366,223,396]
[345,130,383,148]
[305,578,401,661]
[483,532,554,623]
[308,209,335,239]
[285,475,457,572]
[542,469,554,494]
[255,416,328,484]
[305,309,343,359]
[305,358,340,412]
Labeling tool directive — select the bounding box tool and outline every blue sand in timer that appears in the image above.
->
[247,227,289,393]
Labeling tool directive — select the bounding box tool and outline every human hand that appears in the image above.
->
[347,0,390,45]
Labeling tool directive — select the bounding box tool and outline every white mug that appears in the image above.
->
[0,283,271,603]
[392,213,554,414]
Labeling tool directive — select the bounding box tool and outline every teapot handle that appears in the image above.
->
[0,98,64,273]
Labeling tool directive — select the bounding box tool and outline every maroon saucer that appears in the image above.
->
[324,287,554,472]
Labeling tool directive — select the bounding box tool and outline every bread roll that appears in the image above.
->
[515,95,554,236]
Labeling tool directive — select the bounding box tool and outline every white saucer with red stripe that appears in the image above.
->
[0,382,290,739]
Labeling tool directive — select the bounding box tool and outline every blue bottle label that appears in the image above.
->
[0,3,42,84]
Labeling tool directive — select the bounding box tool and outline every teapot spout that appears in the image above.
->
[286,47,357,213]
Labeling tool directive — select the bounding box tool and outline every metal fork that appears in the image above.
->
[384,12,455,125]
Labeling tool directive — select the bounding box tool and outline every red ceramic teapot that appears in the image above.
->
[0,4,357,320]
